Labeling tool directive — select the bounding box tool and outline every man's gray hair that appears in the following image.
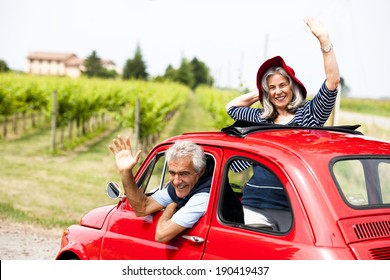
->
[166,140,206,174]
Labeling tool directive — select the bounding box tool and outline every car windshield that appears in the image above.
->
[332,157,390,208]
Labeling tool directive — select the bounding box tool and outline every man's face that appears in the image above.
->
[168,156,201,198]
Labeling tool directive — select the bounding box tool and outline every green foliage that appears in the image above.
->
[176,58,194,89]
[341,97,390,117]
[162,57,214,89]
[0,202,76,228]
[190,57,214,89]
[165,65,177,80]
[82,50,117,79]
[83,50,104,78]
[195,86,241,128]
[0,77,15,116]
[0,59,10,72]
[120,81,190,138]
[0,73,48,117]
[99,68,118,79]
[123,44,148,80]
[0,73,190,143]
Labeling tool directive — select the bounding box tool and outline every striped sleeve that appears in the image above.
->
[230,159,252,172]
[296,81,338,127]
[227,106,265,123]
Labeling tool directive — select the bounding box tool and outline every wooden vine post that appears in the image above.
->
[50,90,58,153]
[134,98,140,152]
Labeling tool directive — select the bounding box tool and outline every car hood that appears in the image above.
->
[80,204,117,230]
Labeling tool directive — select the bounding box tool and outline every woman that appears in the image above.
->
[226,18,340,231]
[226,18,340,126]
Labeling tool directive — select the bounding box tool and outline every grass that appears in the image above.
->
[341,97,390,118]
[167,91,217,136]
[0,124,131,229]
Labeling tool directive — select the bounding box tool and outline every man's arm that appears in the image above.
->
[155,202,187,243]
[109,135,163,216]
[155,193,210,242]
[119,169,163,216]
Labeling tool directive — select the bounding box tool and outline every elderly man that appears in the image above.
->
[109,135,211,242]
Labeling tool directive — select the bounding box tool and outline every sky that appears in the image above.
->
[1,0,390,99]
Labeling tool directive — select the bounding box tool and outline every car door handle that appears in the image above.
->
[182,235,204,243]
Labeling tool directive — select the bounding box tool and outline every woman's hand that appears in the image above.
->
[305,17,340,91]
[304,17,330,45]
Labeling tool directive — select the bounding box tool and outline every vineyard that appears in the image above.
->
[2,72,390,151]
[195,85,242,128]
[0,73,191,152]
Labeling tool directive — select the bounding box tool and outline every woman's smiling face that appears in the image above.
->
[267,73,293,111]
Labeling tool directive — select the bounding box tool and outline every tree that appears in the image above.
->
[123,45,148,80]
[99,68,118,79]
[0,59,10,72]
[163,65,177,81]
[161,57,214,89]
[83,50,104,78]
[175,58,194,88]
[82,51,117,79]
[190,57,214,89]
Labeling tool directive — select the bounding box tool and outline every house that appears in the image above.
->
[27,51,120,78]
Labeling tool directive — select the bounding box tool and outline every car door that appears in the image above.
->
[100,144,223,259]
[202,148,316,260]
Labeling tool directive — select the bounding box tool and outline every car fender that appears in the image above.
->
[80,204,117,229]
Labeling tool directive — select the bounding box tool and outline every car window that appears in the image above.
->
[379,162,390,203]
[138,153,169,195]
[219,157,292,233]
[332,157,390,207]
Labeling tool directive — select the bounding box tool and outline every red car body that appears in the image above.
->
[56,123,390,260]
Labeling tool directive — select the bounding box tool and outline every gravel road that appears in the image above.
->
[0,220,62,260]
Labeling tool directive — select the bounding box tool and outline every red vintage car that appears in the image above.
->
[56,122,390,260]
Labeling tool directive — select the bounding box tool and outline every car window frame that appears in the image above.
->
[330,155,390,210]
[136,150,168,195]
[218,153,294,235]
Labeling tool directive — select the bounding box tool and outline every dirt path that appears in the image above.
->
[339,111,390,130]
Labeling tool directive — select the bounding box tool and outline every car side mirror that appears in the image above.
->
[106,181,121,199]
